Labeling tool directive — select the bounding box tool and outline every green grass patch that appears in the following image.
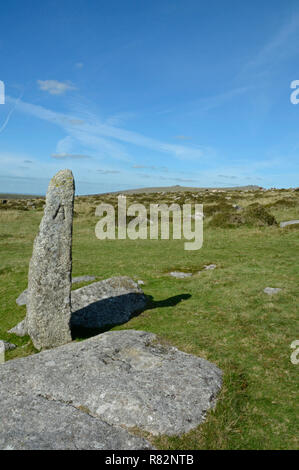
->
[0,189,298,449]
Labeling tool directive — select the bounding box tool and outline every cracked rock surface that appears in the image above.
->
[0,330,222,449]
[0,392,152,450]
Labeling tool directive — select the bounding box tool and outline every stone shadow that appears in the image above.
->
[71,292,191,340]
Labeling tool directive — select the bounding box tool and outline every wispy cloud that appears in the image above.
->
[0,91,23,134]
[132,164,168,172]
[97,169,121,174]
[51,153,90,160]
[7,96,206,161]
[241,12,299,75]
[196,87,250,113]
[75,62,84,69]
[37,80,76,95]
[105,111,137,126]
[174,135,192,140]
[218,174,238,179]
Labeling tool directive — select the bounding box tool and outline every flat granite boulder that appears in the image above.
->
[10,276,147,336]
[0,330,222,449]
[16,276,97,306]
[71,276,147,329]
[0,392,153,450]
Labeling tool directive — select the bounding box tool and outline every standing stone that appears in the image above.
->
[26,170,75,350]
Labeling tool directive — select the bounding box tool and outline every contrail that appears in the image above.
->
[0,91,23,134]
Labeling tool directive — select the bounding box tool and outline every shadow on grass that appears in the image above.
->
[71,292,191,341]
[145,293,191,309]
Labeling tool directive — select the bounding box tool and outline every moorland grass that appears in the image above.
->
[0,190,298,449]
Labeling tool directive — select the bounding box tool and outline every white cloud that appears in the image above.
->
[37,80,76,95]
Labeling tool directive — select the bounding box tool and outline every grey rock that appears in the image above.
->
[72,275,96,284]
[0,392,153,450]
[0,341,16,351]
[11,276,147,335]
[204,264,217,270]
[264,287,282,295]
[16,290,27,306]
[26,169,75,350]
[137,280,145,285]
[0,330,222,442]
[0,341,5,364]
[169,272,193,279]
[279,220,299,228]
[232,204,242,211]
[16,289,28,306]
[71,276,147,329]
[8,320,27,337]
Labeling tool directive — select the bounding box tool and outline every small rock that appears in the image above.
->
[137,280,145,285]
[204,264,217,270]
[279,220,299,228]
[232,204,242,211]
[0,341,17,351]
[264,287,282,295]
[16,289,28,306]
[169,272,193,278]
[8,319,28,337]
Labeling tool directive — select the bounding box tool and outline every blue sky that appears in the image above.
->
[0,0,299,195]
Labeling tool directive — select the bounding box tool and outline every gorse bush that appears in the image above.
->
[209,203,277,228]
[244,203,277,226]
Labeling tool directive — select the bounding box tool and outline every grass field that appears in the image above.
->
[0,188,298,449]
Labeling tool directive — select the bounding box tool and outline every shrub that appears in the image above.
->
[209,203,277,228]
[265,198,297,209]
[244,203,277,226]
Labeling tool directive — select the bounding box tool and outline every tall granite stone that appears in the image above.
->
[26,169,75,350]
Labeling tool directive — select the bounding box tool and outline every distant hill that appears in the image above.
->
[0,193,44,200]
[0,185,263,200]
[99,184,263,195]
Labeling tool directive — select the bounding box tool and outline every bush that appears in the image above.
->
[244,203,277,226]
[209,211,243,228]
[265,198,297,209]
[204,203,233,217]
[209,203,277,228]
